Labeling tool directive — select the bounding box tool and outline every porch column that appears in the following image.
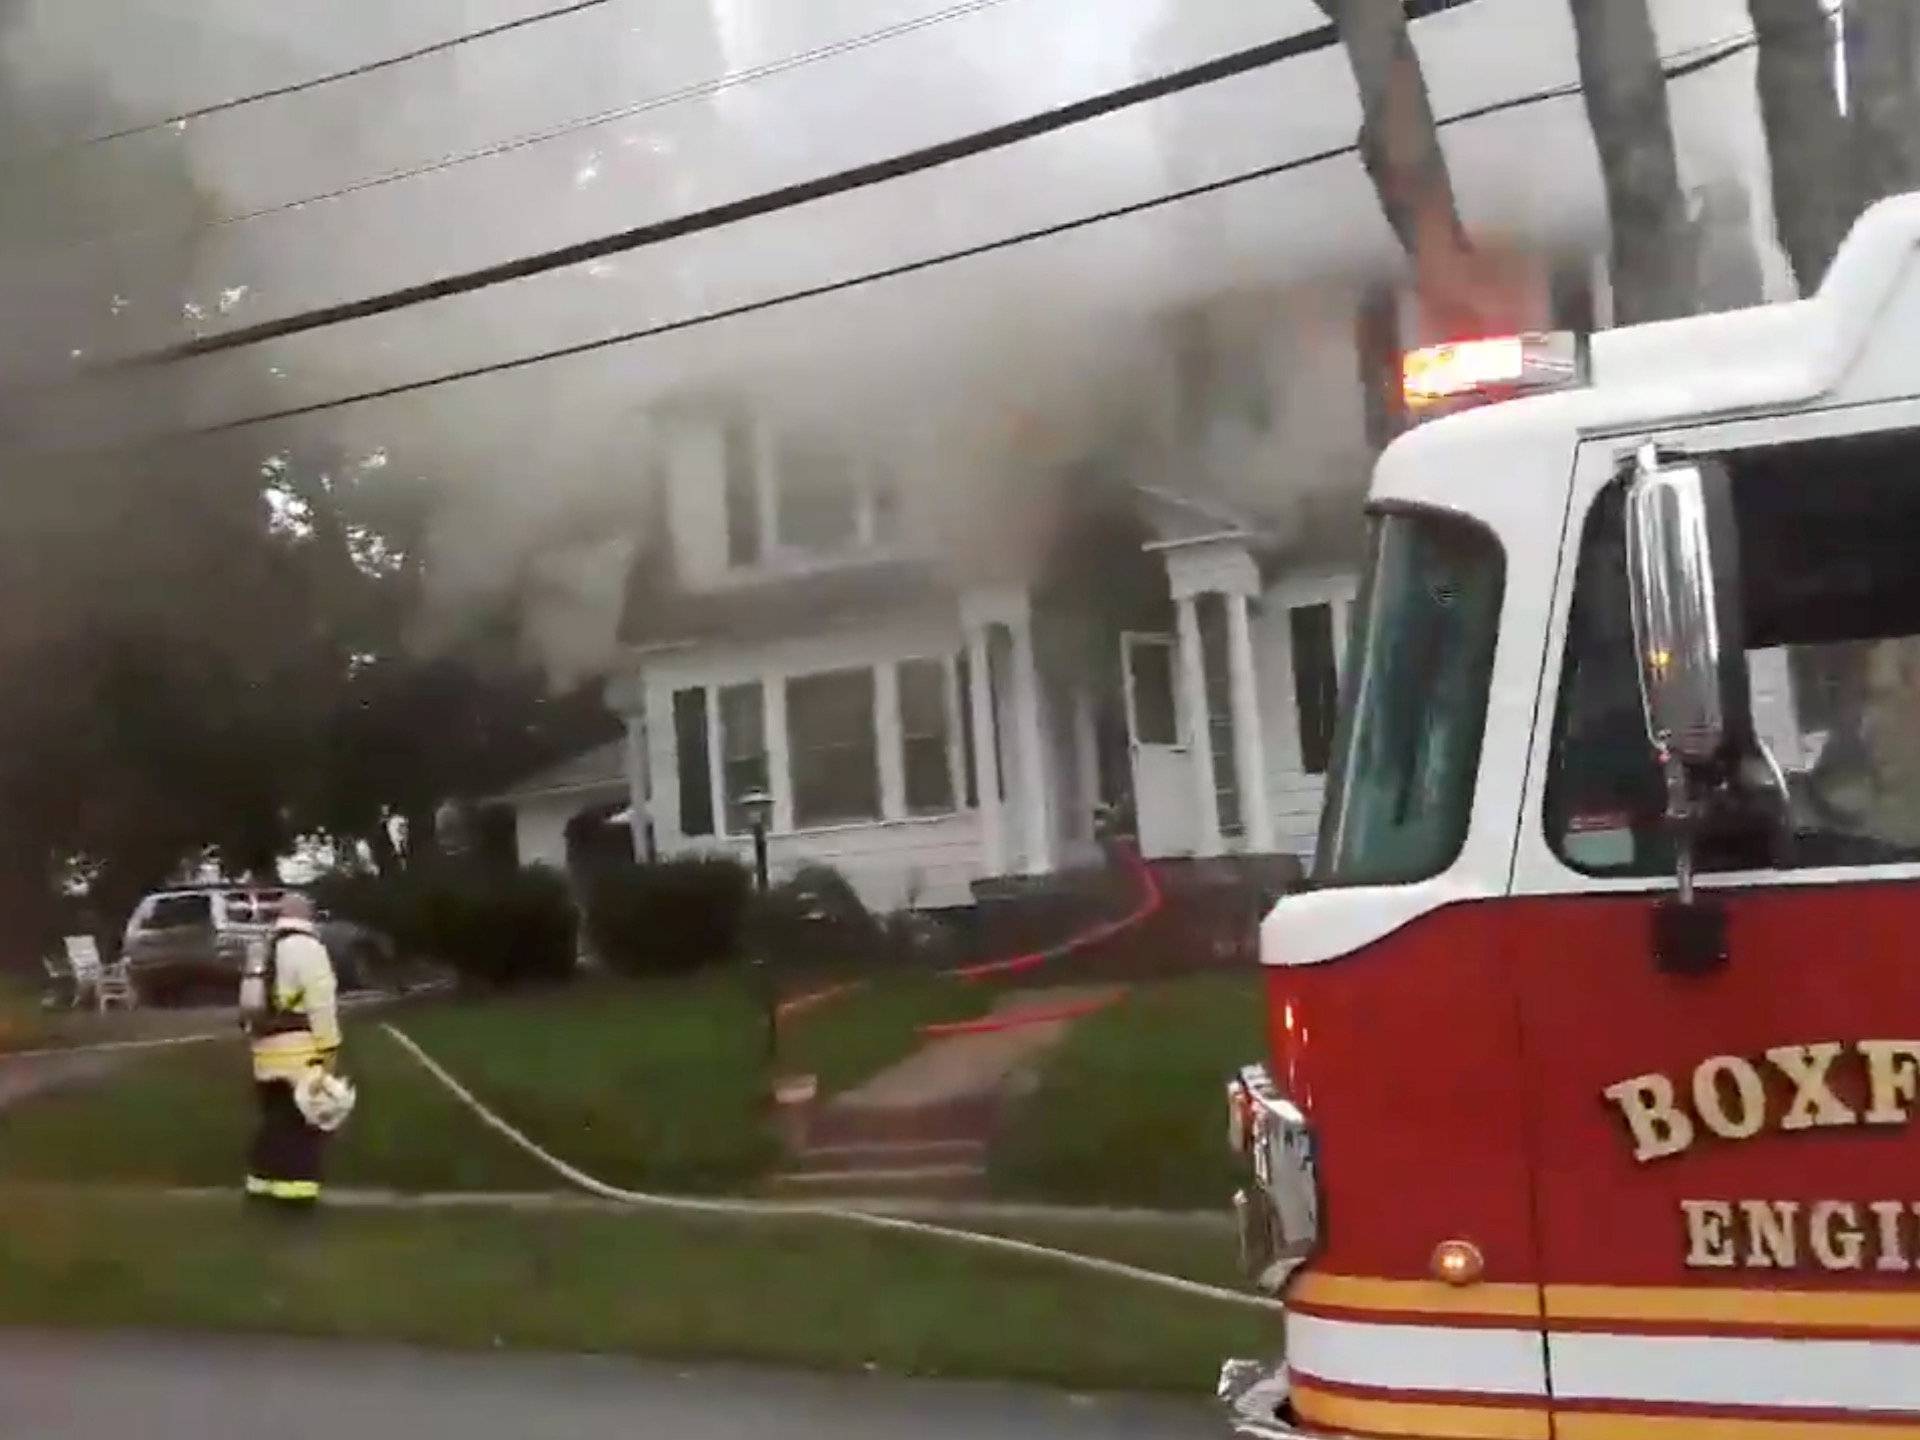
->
[966,624,1006,876]
[1176,593,1224,857]
[1009,607,1053,876]
[607,669,654,861]
[1225,591,1275,852]
[621,709,653,861]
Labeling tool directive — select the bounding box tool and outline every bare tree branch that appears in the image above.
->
[1567,0,1697,323]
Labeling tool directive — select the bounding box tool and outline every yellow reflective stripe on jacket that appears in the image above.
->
[250,1031,330,1080]
[245,1176,319,1201]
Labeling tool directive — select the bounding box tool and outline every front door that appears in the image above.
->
[1121,631,1196,858]
[1516,424,1920,1431]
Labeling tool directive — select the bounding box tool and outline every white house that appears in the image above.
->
[525,0,1795,916]
[594,279,1496,914]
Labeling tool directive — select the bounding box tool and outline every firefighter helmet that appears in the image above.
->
[293,1068,357,1132]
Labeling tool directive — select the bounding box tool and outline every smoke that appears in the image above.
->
[0,0,1782,689]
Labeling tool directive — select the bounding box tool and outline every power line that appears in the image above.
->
[179,23,1768,441]
[13,0,619,160]
[7,0,1031,264]
[108,0,1483,371]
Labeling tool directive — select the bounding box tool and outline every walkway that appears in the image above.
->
[772,985,1125,1198]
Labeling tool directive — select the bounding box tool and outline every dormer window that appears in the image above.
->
[722,418,894,570]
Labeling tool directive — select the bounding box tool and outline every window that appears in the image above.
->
[222,894,256,924]
[775,438,860,552]
[673,687,715,837]
[1290,602,1339,775]
[899,659,956,815]
[145,894,211,929]
[1316,512,1505,886]
[1549,430,1920,875]
[718,682,768,834]
[723,419,762,566]
[788,669,880,826]
[1127,636,1179,746]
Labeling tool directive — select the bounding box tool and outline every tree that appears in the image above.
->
[1747,0,1852,294]
[1846,1,1920,209]
[1750,0,1920,295]
[1310,0,1484,336]
[1566,0,1698,323]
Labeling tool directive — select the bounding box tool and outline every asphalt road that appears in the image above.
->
[0,1332,1218,1440]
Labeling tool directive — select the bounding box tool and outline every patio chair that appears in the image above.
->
[65,935,136,1012]
[40,949,77,1009]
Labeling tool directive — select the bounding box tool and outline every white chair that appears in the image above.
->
[64,936,136,1012]
[40,950,76,1009]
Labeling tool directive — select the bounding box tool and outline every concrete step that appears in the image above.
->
[789,1138,987,1173]
[806,1096,1000,1148]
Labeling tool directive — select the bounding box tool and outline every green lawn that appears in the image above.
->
[0,1024,551,1192]
[0,1188,1277,1393]
[395,969,989,1191]
[988,973,1265,1210]
[397,977,776,1193]
[0,973,41,1050]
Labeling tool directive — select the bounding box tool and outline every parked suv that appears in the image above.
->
[120,886,393,1004]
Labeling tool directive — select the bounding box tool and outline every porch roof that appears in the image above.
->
[1130,484,1278,551]
[490,739,628,805]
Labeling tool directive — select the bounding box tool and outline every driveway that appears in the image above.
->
[0,1331,1218,1440]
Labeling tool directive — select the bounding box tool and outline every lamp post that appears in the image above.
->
[738,789,775,1068]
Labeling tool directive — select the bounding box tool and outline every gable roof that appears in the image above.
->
[491,739,627,804]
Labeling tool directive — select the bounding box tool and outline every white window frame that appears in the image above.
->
[724,419,894,573]
[676,655,969,839]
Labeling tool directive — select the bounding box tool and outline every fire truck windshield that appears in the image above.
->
[1314,511,1504,887]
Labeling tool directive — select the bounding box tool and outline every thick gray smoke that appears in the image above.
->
[0,0,1785,686]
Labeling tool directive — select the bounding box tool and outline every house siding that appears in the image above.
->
[509,787,626,871]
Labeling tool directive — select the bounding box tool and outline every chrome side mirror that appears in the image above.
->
[1625,447,1741,767]
[1623,446,1749,964]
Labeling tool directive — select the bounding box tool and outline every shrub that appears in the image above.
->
[583,857,752,978]
[748,864,887,976]
[313,863,577,988]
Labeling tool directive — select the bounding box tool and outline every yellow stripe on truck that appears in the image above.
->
[1546,1283,1920,1333]
[1293,1270,1920,1332]
[1292,1382,1550,1439]
[1557,1414,1920,1439]
[1291,1271,1542,1319]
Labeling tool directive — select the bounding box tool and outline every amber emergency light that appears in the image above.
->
[1402,332,1587,413]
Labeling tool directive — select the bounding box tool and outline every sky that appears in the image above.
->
[0,0,1787,676]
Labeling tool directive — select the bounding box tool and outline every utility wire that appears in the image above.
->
[6,0,1031,263]
[107,0,1484,371]
[178,22,1769,441]
[13,0,619,160]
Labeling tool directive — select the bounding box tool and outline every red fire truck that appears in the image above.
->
[1222,192,1920,1439]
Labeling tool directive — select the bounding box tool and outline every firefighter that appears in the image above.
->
[241,893,346,1207]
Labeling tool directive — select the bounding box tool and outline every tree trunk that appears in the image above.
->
[1846,0,1920,209]
[1567,0,1698,323]
[1310,0,1483,335]
[1748,0,1852,293]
